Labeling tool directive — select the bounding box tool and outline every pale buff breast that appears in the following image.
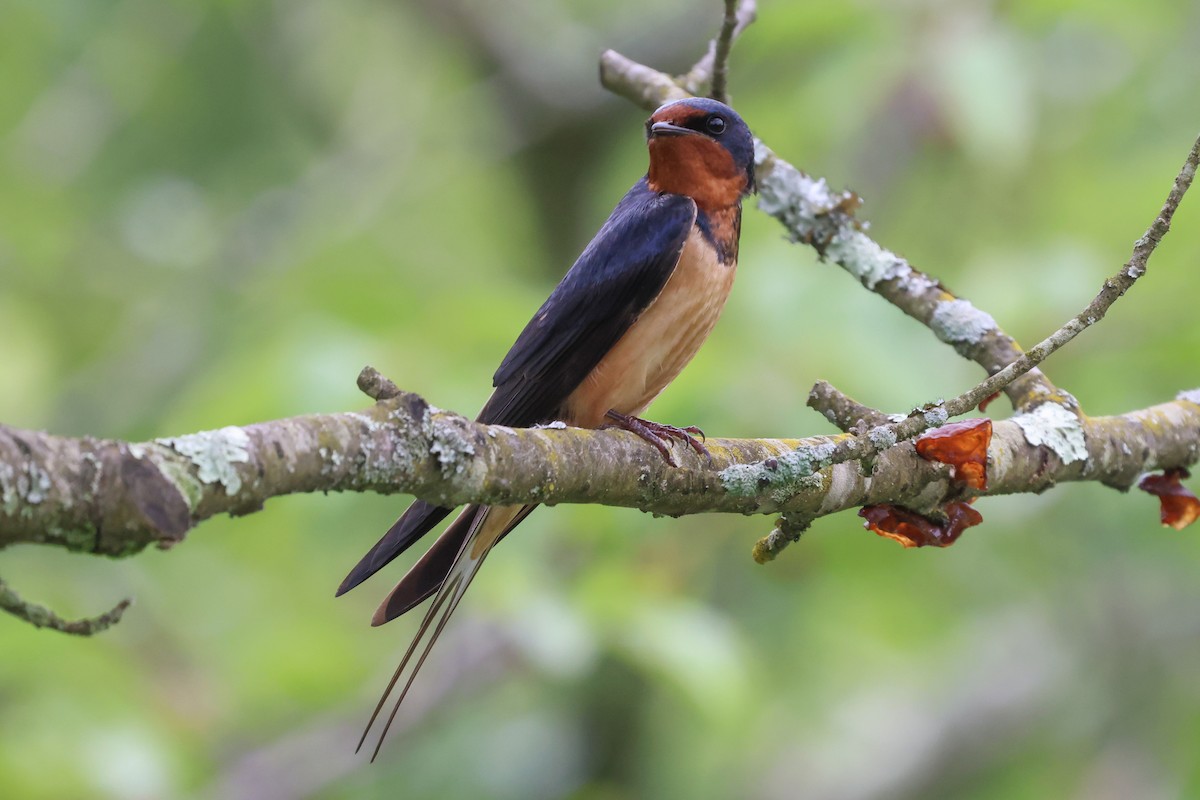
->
[562,227,736,427]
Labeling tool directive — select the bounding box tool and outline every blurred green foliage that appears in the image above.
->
[2,1,1200,798]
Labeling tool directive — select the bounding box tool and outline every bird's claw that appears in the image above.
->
[604,410,711,466]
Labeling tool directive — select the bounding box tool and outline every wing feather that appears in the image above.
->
[337,178,695,595]
[481,179,696,425]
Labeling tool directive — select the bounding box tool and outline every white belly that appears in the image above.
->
[563,228,735,427]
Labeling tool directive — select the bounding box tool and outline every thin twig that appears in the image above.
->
[936,130,1200,418]
[748,130,1200,508]
[710,0,753,103]
[808,380,890,431]
[753,511,811,563]
[0,577,131,636]
[679,0,757,99]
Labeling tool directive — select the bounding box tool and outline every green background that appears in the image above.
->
[2,1,1199,798]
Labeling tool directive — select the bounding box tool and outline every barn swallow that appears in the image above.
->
[337,97,755,758]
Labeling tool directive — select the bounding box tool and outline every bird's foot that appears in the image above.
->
[603,410,709,467]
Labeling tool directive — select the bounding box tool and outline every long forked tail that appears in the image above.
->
[357,504,525,760]
[337,500,451,597]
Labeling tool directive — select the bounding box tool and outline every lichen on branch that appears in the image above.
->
[2,383,1198,559]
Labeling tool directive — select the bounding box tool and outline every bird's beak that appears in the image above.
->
[649,121,694,138]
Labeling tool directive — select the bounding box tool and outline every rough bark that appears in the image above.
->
[3,380,1197,558]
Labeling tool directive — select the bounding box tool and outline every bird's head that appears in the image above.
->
[644,98,755,211]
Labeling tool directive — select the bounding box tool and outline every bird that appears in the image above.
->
[337,96,755,758]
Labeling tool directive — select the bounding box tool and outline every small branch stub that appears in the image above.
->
[358,365,403,401]
[753,511,810,563]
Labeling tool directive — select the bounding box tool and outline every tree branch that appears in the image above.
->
[0,578,130,636]
[680,0,758,102]
[2,377,1198,557]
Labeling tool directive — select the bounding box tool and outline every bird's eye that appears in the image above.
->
[706,115,727,135]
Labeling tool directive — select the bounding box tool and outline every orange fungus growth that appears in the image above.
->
[859,501,982,548]
[1138,468,1200,531]
[915,418,993,491]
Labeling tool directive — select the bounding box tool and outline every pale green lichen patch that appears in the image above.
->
[867,426,897,450]
[1013,403,1087,464]
[929,299,997,345]
[346,411,383,433]
[922,405,949,428]
[755,145,910,289]
[429,419,477,477]
[386,436,421,482]
[756,168,830,222]
[359,401,433,486]
[0,460,52,518]
[756,147,842,222]
[824,229,911,289]
[755,142,848,219]
[354,437,382,484]
[720,440,837,504]
[158,427,251,496]
[896,269,937,296]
